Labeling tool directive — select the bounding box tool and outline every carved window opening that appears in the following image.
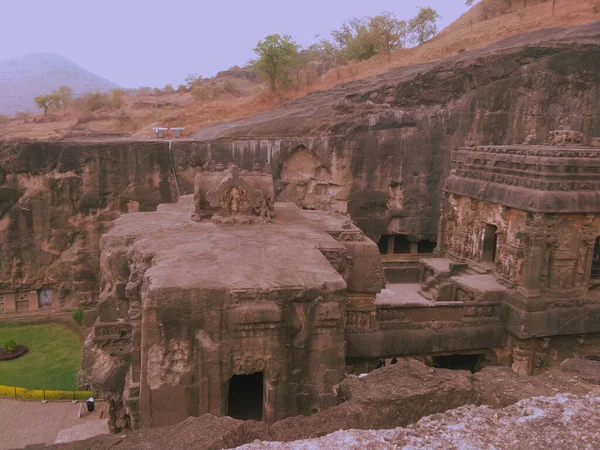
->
[227,372,264,421]
[417,240,436,254]
[431,353,483,373]
[591,236,600,281]
[38,289,52,308]
[378,234,413,255]
[482,224,498,263]
[377,235,390,254]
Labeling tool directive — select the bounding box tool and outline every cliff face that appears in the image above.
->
[191,21,600,239]
[1,21,599,309]
[0,141,176,308]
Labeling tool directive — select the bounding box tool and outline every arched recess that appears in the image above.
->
[278,145,319,205]
[276,145,345,212]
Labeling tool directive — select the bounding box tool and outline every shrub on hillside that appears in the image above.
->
[85,92,110,111]
[14,112,30,120]
[191,85,213,101]
[72,307,85,325]
[110,89,125,108]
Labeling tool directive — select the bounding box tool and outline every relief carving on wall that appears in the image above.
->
[364,258,386,292]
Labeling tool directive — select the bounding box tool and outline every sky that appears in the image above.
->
[0,0,471,88]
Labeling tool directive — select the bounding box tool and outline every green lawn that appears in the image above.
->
[0,322,83,391]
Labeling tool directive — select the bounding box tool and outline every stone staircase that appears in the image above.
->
[418,258,505,303]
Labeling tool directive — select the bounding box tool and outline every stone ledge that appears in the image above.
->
[501,302,600,339]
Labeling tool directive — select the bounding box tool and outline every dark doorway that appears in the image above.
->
[378,235,390,254]
[591,236,600,281]
[228,372,263,421]
[394,235,412,254]
[432,354,483,373]
[418,240,436,254]
[482,224,498,262]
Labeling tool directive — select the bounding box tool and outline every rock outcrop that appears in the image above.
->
[237,391,600,449]
[45,359,600,449]
[43,414,270,450]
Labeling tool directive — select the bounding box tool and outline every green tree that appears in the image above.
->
[408,7,441,44]
[253,34,300,91]
[369,12,408,62]
[308,38,347,70]
[33,93,61,115]
[332,18,378,61]
[164,83,175,93]
[55,86,73,110]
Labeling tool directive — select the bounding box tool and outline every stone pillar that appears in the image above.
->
[518,213,545,299]
[386,236,394,255]
[410,240,418,255]
[28,290,39,311]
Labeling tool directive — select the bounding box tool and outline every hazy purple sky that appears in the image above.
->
[1,1,470,88]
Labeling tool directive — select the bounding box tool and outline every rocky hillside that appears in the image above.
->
[0,22,598,307]
[191,20,600,240]
[238,391,600,449]
[1,0,598,140]
[0,53,119,115]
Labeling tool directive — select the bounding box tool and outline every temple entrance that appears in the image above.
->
[482,224,498,262]
[227,372,264,421]
[591,236,600,281]
[432,354,483,373]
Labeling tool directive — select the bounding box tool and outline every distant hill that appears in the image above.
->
[0,53,119,115]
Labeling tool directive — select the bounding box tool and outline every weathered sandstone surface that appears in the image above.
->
[45,359,600,449]
[0,141,176,309]
[191,21,600,240]
[237,391,600,450]
[1,22,599,309]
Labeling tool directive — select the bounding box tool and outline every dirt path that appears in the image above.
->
[0,398,108,449]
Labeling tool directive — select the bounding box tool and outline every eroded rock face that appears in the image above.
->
[0,141,176,310]
[238,391,600,450]
[190,21,600,241]
[268,360,474,442]
[47,359,600,449]
[44,414,270,450]
[1,23,600,314]
[267,358,599,442]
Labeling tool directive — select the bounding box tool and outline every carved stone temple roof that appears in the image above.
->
[444,144,600,213]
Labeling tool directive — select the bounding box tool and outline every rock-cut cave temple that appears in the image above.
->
[84,129,600,430]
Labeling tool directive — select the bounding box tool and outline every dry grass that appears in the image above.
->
[1,0,598,141]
